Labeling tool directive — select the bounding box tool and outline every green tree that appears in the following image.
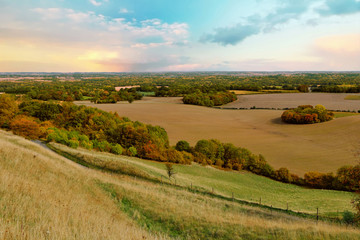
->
[175,140,191,152]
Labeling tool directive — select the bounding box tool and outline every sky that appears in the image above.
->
[0,0,359,72]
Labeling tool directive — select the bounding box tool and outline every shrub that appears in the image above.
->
[274,168,292,183]
[111,144,124,155]
[128,146,137,157]
[68,139,80,149]
[343,211,355,225]
[181,151,194,164]
[92,139,111,152]
[166,148,184,163]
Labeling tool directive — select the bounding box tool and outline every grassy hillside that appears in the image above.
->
[50,143,356,217]
[0,131,163,240]
[1,131,360,239]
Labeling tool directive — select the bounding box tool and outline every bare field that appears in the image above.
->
[223,93,360,111]
[76,97,360,175]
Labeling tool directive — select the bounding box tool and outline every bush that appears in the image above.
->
[343,211,355,225]
[68,139,80,149]
[111,144,124,155]
[128,146,137,157]
[166,148,184,163]
[92,139,111,152]
[274,168,292,183]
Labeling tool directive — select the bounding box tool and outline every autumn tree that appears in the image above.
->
[0,94,18,128]
[10,115,41,139]
[165,163,176,180]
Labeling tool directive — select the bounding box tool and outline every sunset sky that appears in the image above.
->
[0,0,359,72]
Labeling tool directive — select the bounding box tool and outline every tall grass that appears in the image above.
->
[0,131,165,240]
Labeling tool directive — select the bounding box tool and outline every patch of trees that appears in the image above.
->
[281,105,334,124]
[183,91,237,107]
[0,95,191,164]
[91,89,142,104]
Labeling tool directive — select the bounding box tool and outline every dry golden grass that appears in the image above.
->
[0,130,165,240]
[1,131,360,239]
[76,97,360,175]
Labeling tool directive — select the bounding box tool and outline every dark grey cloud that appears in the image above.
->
[318,0,360,16]
[200,24,260,46]
[201,0,312,46]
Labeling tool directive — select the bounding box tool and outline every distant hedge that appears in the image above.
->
[281,105,334,124]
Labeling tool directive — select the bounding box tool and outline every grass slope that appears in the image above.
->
[50,143,356,217]
[2,131,360,239]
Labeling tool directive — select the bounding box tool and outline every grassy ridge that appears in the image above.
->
[2,132,360,239]
[50,143,355,217]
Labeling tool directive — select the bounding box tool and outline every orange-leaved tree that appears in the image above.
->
[10,115,41,139]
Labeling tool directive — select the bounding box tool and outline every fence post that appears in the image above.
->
[317,208,319,222]
[212,187,214,194]
[232,192,234,201]
[259,197,261,205]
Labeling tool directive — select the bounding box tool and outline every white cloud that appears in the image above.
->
[89,0,108,7]
[119,8,130,14]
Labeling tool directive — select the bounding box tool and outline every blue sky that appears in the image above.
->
[0,0,359,71]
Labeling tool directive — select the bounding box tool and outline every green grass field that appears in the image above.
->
[345,95,360,100]
[51,143,356,217]
[334,111,360,118]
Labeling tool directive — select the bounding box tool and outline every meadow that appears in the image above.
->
[76,95,360,175]
[1,130,360,239]
[50,142,356,216]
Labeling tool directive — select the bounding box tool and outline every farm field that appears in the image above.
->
[76,95,360,175]
[222,93,360,111]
